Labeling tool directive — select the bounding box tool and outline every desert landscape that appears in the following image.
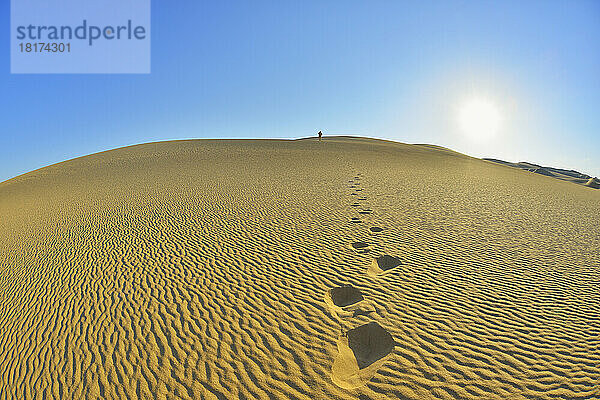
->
[483,158,600,189]
[0,137,598,399]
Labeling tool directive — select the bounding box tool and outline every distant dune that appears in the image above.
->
[483,158,598,188]
[585,177,600,189]
[1,137,599,399]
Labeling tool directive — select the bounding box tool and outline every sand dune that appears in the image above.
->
[1,137,599,399]
[585,177,600,189]
[483,158,597,188]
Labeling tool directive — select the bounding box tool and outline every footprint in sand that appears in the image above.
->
[350,241,371,254]
[331,322,395,389]
[368,255,402,276]
[327,174,396,389]
[325,286,373,322]
[326,285,364,308]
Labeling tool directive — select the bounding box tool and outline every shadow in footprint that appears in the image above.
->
[350,203,360,207]
[332,322,395,388]
[347,323,394,369]
[350,218,362,223]
[351,242,369,250]
[375,255,402,270]
[359,209,373,215]
[351,241,370,253]
[369,227,383,233]
[328,285,364,308]
[369,255,402,275]
[358,197,367,201]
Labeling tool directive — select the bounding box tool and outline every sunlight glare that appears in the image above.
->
[458,98,501,140]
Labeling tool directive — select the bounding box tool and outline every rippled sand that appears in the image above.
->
[0,137,598,399]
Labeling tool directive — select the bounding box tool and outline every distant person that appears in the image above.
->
[318,130,323,142]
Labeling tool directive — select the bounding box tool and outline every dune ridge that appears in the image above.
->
[585,177,600,189]
[1,137,599,399]
[483,158,598,188]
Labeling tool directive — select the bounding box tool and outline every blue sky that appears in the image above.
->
[1,0,599,182]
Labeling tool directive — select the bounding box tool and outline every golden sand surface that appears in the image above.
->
[0,137,598,399]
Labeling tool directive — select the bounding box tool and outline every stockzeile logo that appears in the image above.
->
[11,0,151,73]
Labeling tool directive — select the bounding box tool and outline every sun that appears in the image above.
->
[458,98,501,140]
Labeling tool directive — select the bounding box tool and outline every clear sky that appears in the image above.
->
[1,0,599,182]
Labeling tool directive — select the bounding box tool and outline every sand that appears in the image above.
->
[483,158,598,188]
[0,137,599,399]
